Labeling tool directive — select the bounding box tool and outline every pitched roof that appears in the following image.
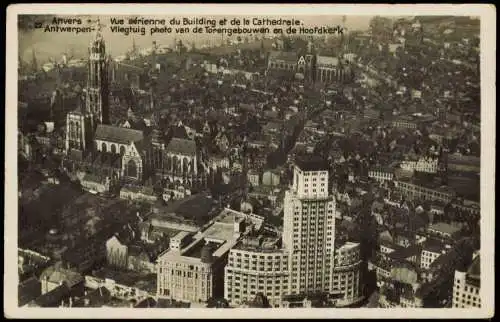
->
[128,244,147,258]
[388,244,422,261]
[170,125,190,140]
[269,50,298,63]
[107,234,128,247]
[134,297,157,308]
[72,287,111,307]
[18,276,41,307]
[166,137,197,156]
[428,222,463,235]
[40,266,84,288]
[422,238,446,254]
[123,118,147,131]
[95,125,144,145]
[467,255,480,277]
[317,55,340,67]
[31,284,70,307]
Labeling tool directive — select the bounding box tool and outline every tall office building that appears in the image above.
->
[225,156,362,307]
[282,156,337,294]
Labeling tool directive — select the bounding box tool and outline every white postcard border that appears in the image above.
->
[5,3,496,319]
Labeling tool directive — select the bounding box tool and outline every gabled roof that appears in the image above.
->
[317,55,340,67]
[106,234,127,247]
[428,222,463,235]
[422,238,445,254]
[18,276,41,307]
[30,284,70,307]
[166,137,197,156]
[134,297,157,308]
[170,125,189,140]
[95,125,143,145]
[388,244,422,261]
[467,255,480,277]
[72,286,111,307]
[269,50,298,63]
[40,266,84,288]
[123,118,147,132]
[128,244,154,261]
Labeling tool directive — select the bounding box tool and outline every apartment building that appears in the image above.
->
[394,180,456,203]
[156,209,264,303]
[400,157,439,174]
[452,252,481,308]
[225,235,289,307]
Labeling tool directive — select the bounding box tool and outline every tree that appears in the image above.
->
[249,293,271,308]
[206,297,230,308]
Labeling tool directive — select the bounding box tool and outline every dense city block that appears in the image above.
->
[18,15,480,309]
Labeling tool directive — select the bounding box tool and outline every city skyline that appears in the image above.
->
[19,14,389,63]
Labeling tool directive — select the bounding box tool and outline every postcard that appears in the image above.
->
[5,3,495,319]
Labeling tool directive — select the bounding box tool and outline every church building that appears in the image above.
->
[63,22,206,189]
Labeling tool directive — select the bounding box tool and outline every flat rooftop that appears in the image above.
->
[336,241,360,251]
[217,210,244,224]
[203,222,235,242]
[295,156,329,172]
[183,240,218,259]
[159,208,262,262]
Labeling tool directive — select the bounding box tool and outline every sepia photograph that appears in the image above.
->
[5,3,495,319]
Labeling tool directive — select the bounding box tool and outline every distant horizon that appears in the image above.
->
[19,14,385,64]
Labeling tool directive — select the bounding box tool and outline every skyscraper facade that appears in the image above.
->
[225,157,363,307]
[282,157,336,294]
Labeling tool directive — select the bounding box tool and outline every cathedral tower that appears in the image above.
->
[65,95,93,152]
[86,20,110,125]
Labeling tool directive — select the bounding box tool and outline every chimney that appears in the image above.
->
[84,298,90,306]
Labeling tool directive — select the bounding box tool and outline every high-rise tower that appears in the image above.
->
[283,156,336,295]
[65,20,108,154]
[86,19,110,125]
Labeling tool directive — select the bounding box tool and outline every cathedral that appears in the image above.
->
[266,39,354,84]
[63,24,207,189]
